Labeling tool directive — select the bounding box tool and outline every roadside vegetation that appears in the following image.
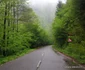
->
[0,0,50,64]
[52,0,85,64]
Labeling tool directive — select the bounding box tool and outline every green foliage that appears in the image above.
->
[53,0,85,64]
[0,0,50,57]
[65,43,85,64]
[52,2,68,48]
[53,26,67,47]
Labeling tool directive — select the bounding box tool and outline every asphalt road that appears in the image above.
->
[0,46,84,70]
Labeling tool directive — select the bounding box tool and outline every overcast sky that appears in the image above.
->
[28,0,66,5]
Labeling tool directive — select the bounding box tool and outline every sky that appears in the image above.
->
[28,0,67,5]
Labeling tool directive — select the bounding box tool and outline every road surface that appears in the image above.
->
[0,46,84,70]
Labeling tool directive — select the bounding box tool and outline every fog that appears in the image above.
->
[28,0,66,31]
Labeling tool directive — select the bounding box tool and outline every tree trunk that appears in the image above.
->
[16,3,19,32]
[3,3,7,56]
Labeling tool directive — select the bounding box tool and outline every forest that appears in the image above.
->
[52,0,85,64]
[0,0,85,66]
[0,0,50,60]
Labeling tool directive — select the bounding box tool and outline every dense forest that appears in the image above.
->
[52,0,85,64]
[0,0,85,66]
[0,0,50,57]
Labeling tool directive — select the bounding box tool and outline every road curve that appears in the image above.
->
[0,46,84,70]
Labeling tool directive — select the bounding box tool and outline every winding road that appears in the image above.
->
[0,46,84,70]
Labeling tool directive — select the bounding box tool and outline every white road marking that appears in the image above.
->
[37,60,42,68]
[36,52,45,69]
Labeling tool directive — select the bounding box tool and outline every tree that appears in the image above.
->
[52,0,85,64]
[0,0,50,56]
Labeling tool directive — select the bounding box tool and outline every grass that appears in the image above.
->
[53,45,85,65]
[0,49,35,65]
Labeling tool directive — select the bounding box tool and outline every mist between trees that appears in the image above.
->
[0,0,51,57]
